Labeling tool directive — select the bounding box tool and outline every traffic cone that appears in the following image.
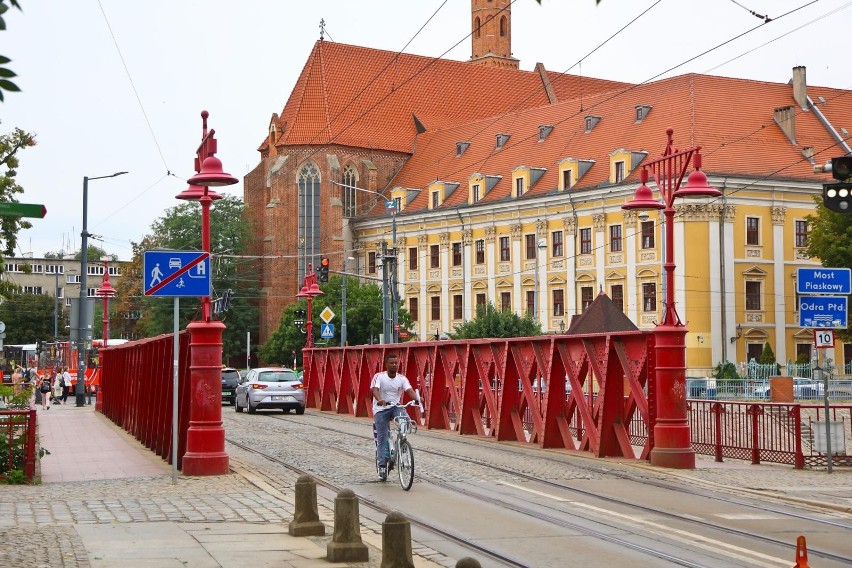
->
[793,535,809,567]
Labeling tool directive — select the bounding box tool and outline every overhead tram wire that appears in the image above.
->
[407,0,822,189]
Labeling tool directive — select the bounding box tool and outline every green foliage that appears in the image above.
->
[758,342,775,364]
[805,198,852,342]
[0,2,22,102]
[796,352,810,365]
[0,292,62,343]
[0,124,36,297]
[259,275,397,364]
[0,383,38,483]
[450,302,542,339]
[712,360,740,381]
[73,244,112,261]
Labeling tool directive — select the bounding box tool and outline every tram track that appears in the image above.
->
[224,410,852,566]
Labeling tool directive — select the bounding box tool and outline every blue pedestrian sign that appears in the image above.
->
[143,251,211,297]
[799,296,848,329]
[797,267,852,295]
[320,323,335,339]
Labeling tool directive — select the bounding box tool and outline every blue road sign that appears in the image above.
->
[320,323,335,339]
[799,295,848,329]
[797,267,852,295]
[143,251,211,297]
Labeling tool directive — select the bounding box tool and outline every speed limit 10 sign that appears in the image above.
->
[814,329,835,348]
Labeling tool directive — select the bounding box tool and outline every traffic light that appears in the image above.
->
[318,257,330,282]
[821,157,852,213]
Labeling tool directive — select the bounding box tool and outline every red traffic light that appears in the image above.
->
[321,258,330,267]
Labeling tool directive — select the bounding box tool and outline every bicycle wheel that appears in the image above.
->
[397,438,414,491]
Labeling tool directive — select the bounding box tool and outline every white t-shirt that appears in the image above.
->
[370,371,412,415]
[63,371,73,387]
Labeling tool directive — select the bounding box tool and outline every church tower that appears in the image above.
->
[470,0,519,69]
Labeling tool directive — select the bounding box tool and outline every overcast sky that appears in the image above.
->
[4,0,849,260]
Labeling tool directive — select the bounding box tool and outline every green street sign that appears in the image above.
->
[0,202,47,218]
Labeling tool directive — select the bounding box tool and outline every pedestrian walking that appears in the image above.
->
[11,365,23,396]
[39,372,52,410]
[52,368,63,404]
[61,366,73,403]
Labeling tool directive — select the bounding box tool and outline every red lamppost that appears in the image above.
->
[93,259,116,409]
[296,263,324,349]
[178,110,238,476]
[622,128,721,469]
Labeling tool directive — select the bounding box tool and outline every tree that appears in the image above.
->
[805,199,852,341]
[259,275,403,365]
[0,292,61,343]
[0,124,35,297]
[0,2,22,102]
[73,244,113,261]
[114,196,260,365]
[449,302,542,339]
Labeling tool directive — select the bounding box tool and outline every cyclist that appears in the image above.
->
[371,353,419,480]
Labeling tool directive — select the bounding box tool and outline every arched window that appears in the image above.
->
[342,165,358,218]
[500,15,507,37]
[298,162,321,281]
[474,17,481,39]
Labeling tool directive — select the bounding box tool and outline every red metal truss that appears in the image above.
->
[303,331,655,459]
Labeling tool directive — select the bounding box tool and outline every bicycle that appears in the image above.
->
[374,399,421,490]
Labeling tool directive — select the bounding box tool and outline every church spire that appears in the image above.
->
[470,0,519,69]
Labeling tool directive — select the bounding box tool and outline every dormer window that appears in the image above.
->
[456,141,470,157]
[431,191,440,208]
[472,183,481,203]
[515,177,525,197]
[496,133,510,149]
[614,161,625,183]
[584,115,601,133]
[635,104,652,122]
[538,125,553,142]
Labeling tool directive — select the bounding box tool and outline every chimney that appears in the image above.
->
[792,66,807,110]
[773,106,796,145]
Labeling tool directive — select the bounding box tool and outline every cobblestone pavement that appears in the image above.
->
[221,408,852,514]
[4,406,850,568]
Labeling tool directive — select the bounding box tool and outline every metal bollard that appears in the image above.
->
[326,488,369,562]
[288,475,325,536]
[381,511,414,568]
[456,558,483,568]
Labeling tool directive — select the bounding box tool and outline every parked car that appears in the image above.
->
[686,377,716,399]
[235,367,305,414]
[221,367,240,405]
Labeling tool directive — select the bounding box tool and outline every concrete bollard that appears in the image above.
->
[456,558,482,568]
[381,511,414,568]
[326,488,369,562]
[288,475,325,536]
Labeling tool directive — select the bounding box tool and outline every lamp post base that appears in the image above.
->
[181,319,229,476]
[649,322,696,469]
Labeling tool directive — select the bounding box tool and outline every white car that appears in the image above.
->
[753,377,824,400]
[235,367,305,414]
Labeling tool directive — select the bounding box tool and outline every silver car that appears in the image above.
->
[235,367,305,414]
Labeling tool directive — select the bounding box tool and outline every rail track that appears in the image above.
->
[224,409,852,566]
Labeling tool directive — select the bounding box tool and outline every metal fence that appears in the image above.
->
[0,409,37,482]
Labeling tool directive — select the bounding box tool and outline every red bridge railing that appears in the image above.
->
[0,408,37,482]
[99,331,191,469]
[303,331,655,460]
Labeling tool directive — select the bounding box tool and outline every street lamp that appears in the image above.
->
[534,237,546,323]
[622,128,721,469]
[179,110,238,476]
[76,171,127,407]
[296,263,324,348]
[95,258,116,347]
[341,256,354,346]
[330,180,398,343]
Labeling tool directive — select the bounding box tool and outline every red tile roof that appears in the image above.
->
[260,41,630,154]
[381,72,852,215]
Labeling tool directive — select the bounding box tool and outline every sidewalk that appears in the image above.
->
[4,401,446,568]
